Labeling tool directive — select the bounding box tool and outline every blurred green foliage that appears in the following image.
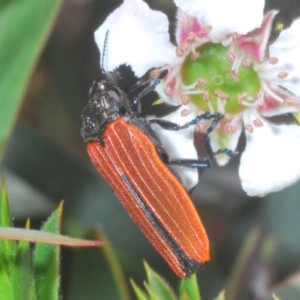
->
[0,181,60,300]
[0,0,62,158]
[1,0,300,299]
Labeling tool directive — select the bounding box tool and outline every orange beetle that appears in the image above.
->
[81,66,220,277]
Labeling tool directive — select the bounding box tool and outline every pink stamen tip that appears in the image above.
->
[245,124,254,133]
[278,71,289,79]
[164,86,173,96]
[284,98,295,105]
[191,52,200,60]
[227,52,236,62]
[226,124,236,134]
[203,90,210,101]
[223,94,230,100]
[215,90,229,100]
[204,25,212,34]
[197,121,206,133]
[238,92,249,103]
[181,94,190,105]
[196,78,208,88]
[186,32,196,43]
[231,32,240,41]
[253,119,263,127]
[214,90,221,97]
[176,43,189,57]
[180,108,190,116]
[228,70,240,81]
[269,56,279,65]
[242,58,252,68]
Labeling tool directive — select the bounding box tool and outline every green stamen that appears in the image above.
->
[181,43,261,113]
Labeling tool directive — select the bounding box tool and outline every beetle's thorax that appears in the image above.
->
[81,78,132,143]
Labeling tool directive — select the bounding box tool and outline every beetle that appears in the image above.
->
[81,64,226,277]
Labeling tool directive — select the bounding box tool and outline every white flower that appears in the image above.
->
[94,0,300,197]
[94,0,175,77]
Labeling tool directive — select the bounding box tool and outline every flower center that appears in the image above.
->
[181,43,261,114]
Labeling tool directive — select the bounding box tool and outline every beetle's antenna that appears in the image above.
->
[101,31,109,71]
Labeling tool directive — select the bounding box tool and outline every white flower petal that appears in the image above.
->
[268,18,300,97]
[94,0,175,77]
[149,109,200,190]
[259,85,300,117]
[239,120,300,197]
[174,0,264,38]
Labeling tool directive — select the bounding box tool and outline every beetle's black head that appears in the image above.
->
[81,77,131,143]
[100,64,138,91]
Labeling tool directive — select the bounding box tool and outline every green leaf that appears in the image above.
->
[11,220,36,300]
[34,203,63,300]
[214,290,226,300]
[0,182,102,299]
[179,274,201,300]
[0,179,13,227]
[0,179,15,253]
[0,0,62,157]
[130,279,150,300]
[143,262,176,300]
[131,262,205,300]
[0,180,15,300]
[0,227,102,247]
[0,257,14,300]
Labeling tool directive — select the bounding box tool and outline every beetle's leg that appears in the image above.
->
[149,112,223,130]
[168,159,211,169]
[150,112,236,169]
[130,68,168,114]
